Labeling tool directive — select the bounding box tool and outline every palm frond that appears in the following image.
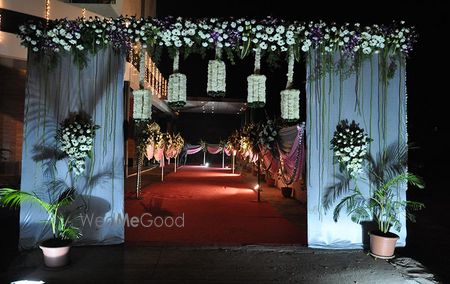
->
[333,192,358,222]
[0,188,52,212]
[57,187,76,206]
[323,172,352,211]
[381,172,424,193]
[366,142,408,187]
[350,207,371,224]
[406,200,425,211]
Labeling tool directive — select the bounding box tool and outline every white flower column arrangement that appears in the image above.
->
[168,50,187,108]
[247,48,266,108]
[207,47,226,97]
[133,89,152,120]
[133,47,152,120]
[280,48,300,122]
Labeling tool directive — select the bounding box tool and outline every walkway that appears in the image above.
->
[125,166,306,245]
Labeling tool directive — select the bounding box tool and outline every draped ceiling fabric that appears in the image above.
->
[186,144,227,155]
[306,52,407,248]
[20,49,125,248]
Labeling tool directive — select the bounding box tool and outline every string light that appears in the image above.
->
[127,49,167,100]
[81,8,86,20]
[45,0,51,22]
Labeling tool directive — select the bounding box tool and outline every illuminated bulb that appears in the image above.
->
[45,0,51,21]
[254,184,260,190]
[205,162,210,167]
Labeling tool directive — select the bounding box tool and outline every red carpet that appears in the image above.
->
[125,166,306,245]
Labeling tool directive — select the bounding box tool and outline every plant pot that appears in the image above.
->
[369,230,399,259]
[281,187,292,198]
[39,238,72,268]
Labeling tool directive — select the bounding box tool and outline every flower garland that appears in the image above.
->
[207,47,226,97]
[280,48,300,121]
[132,89,152,120]
[168,50,187,108]
[247,48,266,108]
[330,120,372,177]
[56,112,100,176]
[18,17,416,64]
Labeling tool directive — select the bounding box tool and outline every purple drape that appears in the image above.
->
[260,147,279,176]
[277,123,306,185]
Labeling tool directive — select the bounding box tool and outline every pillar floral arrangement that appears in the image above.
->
[207,47,226,97]
[239,123,258,162]
[247,48,266,108]
[280,48,300,122]
[144,122,162,160]
[257,119,279,152]
[168,50,187,108]
[226,130,240,155]
[173,133,185,156]
[163,132,174,158]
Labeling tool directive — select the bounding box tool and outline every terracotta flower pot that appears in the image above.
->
[39,239,72,268]
[369,230,399,259]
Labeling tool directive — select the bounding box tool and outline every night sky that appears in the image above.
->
[156,0,447,195]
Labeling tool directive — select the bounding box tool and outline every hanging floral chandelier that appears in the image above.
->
[168,50,187,108]
[133,89,152,120]
[133,47,152,120]
[280,48,300,121]
[247,48,266,108]
[207,47,226,97]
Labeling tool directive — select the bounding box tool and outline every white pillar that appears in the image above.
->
[161,158,164,182]
[222,149,225,168]
[174,155,177,173]
[232,152,235,174]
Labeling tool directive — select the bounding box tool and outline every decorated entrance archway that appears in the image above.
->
[15,15,414,249]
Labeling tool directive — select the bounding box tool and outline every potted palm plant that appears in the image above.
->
[324,120,425,259]
[0,187,81,267]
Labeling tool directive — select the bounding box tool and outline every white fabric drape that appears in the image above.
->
[20,49,125,248]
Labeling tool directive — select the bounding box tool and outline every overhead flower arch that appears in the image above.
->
[18,16,416,66]
[18,16,416,121]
